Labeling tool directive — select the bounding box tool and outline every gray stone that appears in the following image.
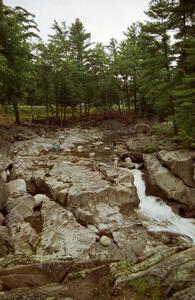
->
[87,224,99,234]
[0,181,7,210]
[125,157,135,169]
[144,154,195,208]
[100,236,111,247]
[6,179,26,197]
[113,245,195,300]
[134,123,151,133]
[77,145,84,152]
[89,152,96,158]
[104,146,111,151]
[34,194,50,206]
[38,200,96,258]
[74,208,96,226]
[48,160,139,212]
[5,194,38,255]
[0,226,12,257]
[0,212,4,225]
[158,150,195,187]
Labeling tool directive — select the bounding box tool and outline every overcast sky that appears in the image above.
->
[4,0,150,44]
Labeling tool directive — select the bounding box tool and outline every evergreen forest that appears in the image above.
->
[0,0,194,142]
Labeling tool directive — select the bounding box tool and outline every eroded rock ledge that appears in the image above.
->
[0,123,195,299]
[144,153,195,217]
[0,245,194,300]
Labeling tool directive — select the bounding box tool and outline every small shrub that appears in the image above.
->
[129,278,148,295]
[172,129,193,148]
[116,260,130,273]
[68,271,85,281]
[129,277,160,299]
[190,142,195,150]
[144,143,156,153]
[153,122,174,137]
[93,277,113,300]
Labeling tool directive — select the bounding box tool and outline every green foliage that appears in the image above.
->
[0,104,46,120]
[144,143,156,153]
[138,1,175,118]
[153,122,174,137]
[116,260,131,272]
[171,0,195,138]
[172,129,194,148]
[129,277,160,299]
[0,0,194,139]
[93,277,113,300]
[68,271,86,281]
[0,1,39,123]
[129,278,148,295]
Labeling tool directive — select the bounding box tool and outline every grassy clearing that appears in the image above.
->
[129,277,161,300]
[0,105,47,123]
[0,104,136,126]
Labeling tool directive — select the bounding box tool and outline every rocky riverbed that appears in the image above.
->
[0,121,195,300]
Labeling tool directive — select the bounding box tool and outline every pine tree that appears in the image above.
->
[172,0,195,138]
[138,0,175,121]
[69,19,92,115]
[0,0,9,101]
[0,3,39,123]
[120,23,141,113]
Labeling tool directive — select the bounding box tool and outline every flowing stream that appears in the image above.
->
[70,132,195,244]
[131,167,195,244]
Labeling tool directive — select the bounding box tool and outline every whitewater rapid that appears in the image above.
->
[131,168,195,244]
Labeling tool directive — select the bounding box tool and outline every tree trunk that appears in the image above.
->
[13,100,20,124]
[46,105,49,123]
[163,36,177,134]
[133,78,137,114]
[55,103,59,120]
[60,105,63,128]
[31,102,35,122]
[63,106,67,121]
[105,93,109,119]
[117,102,121,115]
[71,105,75,118]
[84,102,87,115]
[125,81,131,113]
[87,103,90,116]
[79,104,82,118]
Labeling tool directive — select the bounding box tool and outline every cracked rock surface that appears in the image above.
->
[0,122,195,299]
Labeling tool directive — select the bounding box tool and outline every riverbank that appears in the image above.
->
[0,120,195,299]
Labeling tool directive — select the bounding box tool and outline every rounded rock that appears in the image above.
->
[6,179,26,197]
[77,145,84,152]
[89,152,96,158]
[87,224,99,234]
[104,146,111,151]
[100,235,111,247]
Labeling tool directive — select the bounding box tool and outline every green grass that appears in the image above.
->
[0,103,136,125]
[129,278,148,295]
[68,271,86,281]
[143,143,156,153]
[129,277,161,300]
[153,122,174,137]
[93,277,113,300]
[116,260,131,273]
[0,104,47,122]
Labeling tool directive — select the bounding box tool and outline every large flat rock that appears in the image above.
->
[144,154,195,209]
[5,194,39,255]
[113,245,195,300]
[158,150,195,188]
[38,200,97,258]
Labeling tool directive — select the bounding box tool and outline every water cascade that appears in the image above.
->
[131,168,195,243]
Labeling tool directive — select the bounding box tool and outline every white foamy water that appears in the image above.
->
[131,168,195,244]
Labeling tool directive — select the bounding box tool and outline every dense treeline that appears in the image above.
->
[0,0,194,139]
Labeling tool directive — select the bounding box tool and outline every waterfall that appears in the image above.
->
[131,168,195,244]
